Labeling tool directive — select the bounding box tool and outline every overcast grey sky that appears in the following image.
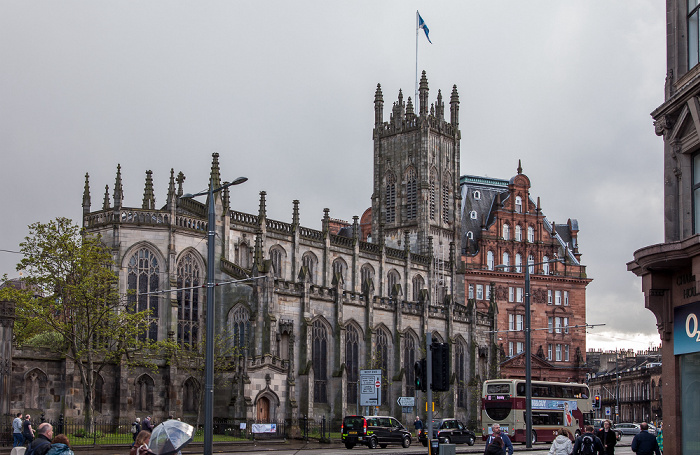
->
[0,1,665,352]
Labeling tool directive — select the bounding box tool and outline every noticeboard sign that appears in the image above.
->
[360,369,382,406]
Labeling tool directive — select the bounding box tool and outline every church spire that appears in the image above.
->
[436,89,444,121]
[419,70,429,116]
[450,85,460,127]
[210,153,221,188]
[517,159,523,175]
[103,185,110,210]
[113,164,123,209]
[167,168,176,210]
[82,173,91,215]
[374,83,384,127]
[142,170,155,210]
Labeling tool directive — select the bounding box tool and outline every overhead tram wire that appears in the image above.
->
[486,323,606,334]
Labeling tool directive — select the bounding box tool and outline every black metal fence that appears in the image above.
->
[1,414,341,447]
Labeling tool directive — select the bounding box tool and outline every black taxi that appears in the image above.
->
[341,415,412,449]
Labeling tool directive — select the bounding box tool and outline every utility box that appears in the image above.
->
[438,443,456,455]
[429,439,439,455]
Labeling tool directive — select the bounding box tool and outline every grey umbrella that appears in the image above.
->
[148,420,194,455]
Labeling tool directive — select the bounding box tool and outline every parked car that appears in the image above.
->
[418,418,476,446]
[341,415,412,449]
[614,423,641,435]
[593,419,622,441]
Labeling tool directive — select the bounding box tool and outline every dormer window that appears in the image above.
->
[467,231,474,240]
[515,196,523,213]
[470,210,477,220]
[473,190,481,200]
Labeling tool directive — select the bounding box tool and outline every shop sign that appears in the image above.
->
[674,301,700,355]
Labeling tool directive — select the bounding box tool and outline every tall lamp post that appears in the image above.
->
[182,176,247,455]
[497,256,563,448]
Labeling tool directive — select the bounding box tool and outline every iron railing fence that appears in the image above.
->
[1,414,343,447]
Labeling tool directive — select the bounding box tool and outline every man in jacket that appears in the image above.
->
[12,412,24,447]
[631,422,661,455]
[484,424,514,455]
[596,419,618,455]
[573,425,605,455]
[26,422,53,455]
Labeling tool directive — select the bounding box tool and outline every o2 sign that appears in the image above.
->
[675,302,700,355]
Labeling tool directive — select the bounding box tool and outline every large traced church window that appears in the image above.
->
[456,341,466,407]
[229,305,250,353]
[385,173,396,223]
[406,167,417,220]
[346,324,360,405]
[177,251,202,349]
[127,247,160,341]
[404,333,417,397]
[312,319,329,403]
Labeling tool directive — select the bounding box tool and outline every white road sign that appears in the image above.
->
[360,369,382,406]
[397,396,415,407]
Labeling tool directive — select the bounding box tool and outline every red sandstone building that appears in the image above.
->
[461,165,591,383]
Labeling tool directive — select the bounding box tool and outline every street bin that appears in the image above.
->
[439,444,456,455]
[429,439,439,455]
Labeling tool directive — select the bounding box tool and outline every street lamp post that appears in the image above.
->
[182,176,247,455]
[497,257,563,448]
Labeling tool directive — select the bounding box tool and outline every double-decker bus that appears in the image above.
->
[481,379,593,444]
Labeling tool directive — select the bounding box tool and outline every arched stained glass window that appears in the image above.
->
[313,320,328,403]
[127,247,160,341]
[177,251,202,349]
[346,325,360,405]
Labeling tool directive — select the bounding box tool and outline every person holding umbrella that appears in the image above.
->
[147,420,194,455]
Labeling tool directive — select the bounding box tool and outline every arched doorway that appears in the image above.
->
[257,396,270,422]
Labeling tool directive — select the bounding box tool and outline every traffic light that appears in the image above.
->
[431,342,450,391]
[594,395,601,409]
[414,359,427,392]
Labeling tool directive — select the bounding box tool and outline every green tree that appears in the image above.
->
[5,217,152,428]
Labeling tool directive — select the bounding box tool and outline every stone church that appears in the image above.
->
[1,72,498,427]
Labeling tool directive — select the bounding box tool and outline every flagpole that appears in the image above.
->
[415,10,419,103]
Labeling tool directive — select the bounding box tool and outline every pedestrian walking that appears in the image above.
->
[46,434,74,455]
[549,428,574,455]
[142,415,153,433]
[573,425,604,455]
[26,422,53,455]
[131,417,141,442]
[484,424,513,455]
[596,419,617,455]
[23,414,35,446]
[414,416,423,438]
[655,422,663,454]
[130,430,155,455]
[486,435,506,455]
[12,412,24,447]
[631,422,661,455]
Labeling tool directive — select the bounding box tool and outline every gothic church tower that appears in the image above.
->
[372,71,461,258]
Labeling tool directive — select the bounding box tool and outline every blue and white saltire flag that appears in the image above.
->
[418,12,432,44]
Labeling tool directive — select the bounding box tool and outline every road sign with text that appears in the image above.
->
[360,369,382,406]
[397,396,415,407]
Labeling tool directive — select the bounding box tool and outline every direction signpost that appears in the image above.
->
[360,369,382,412]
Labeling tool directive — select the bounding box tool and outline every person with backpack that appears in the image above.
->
[631,422,661,455]
[131,417,141,442]
[573,425,604,455]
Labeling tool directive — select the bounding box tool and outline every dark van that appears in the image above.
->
[341,415,412,449]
